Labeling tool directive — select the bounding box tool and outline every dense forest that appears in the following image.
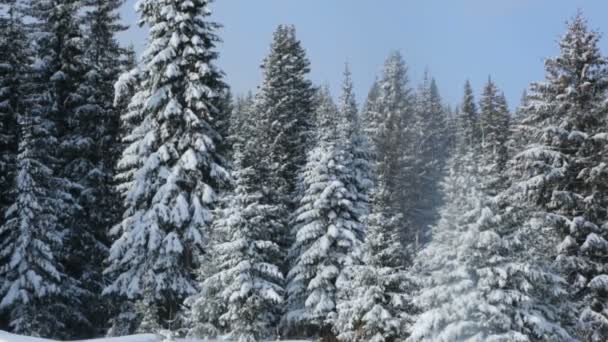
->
[1,0,607,341]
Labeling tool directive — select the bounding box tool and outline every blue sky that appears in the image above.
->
[118,0,608,109]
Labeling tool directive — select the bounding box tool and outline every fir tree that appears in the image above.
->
[335,178,414,342]
[337,65,373,222]
[504,13,608,340]
[0,37,78,337]
[252,24,315,204]
[0,0,25,233]
[61,0,128,334]
[456,80,480,154]
[285,88,364,340]
[2,0,93,337]
[479,77,510,191]
[189,146,285,342]
[105,0,229,331]
[410,72,449,247]
[410,142,573,341]
[250,25,316,277]
[365,51,415,260]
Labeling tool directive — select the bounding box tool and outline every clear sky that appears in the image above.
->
[118,0,608,109]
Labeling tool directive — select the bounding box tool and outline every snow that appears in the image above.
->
[0,331,310,342]
[0,332,157,342]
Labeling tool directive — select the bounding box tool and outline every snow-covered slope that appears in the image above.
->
[0,331,157,342]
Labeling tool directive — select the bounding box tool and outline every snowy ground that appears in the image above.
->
[0,331,157,342]
[0,331,309,342]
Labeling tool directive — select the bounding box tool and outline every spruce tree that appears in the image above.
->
[335,178,414,342]
[105,0,229,331]
[365,52,415,260]
[0,6,80,331]
[1,0,94,337]
[189,145,285,342]
[61,0,128,334]
[478,77,510,192]
[409,127,573,341]
[337,65,373,225]
[411,72,449,247]
[456,80,480,153]
[504,13,608,340]
[285,88,364,340]
[0,0,25,233]
[252,24,315,204]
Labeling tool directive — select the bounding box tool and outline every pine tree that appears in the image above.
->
[0,23,78,336]
[504,13,608,340]
[189,146,285,342]
[285,88,364,340]
[226,93,255,160]
[456,80,480,154]
[335,179,414,342]
[337,65,373,225]
[252,24,315,204]
[213,88,234,159]
[478,77,510,193]
[410,72,449,247]
[105,0,229,331]
[0,0,25,235]
[135,287,162,335]
[365,52,415,260]
[1,0,96,337]
[251,25,316,261]
[59,0,128,334]
[409,137,573,341]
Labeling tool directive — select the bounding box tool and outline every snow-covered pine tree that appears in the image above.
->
[81,0,128,228]
[335,177,414,342]
[456,80,480,154]
[0,0,26,236]
[106,0,229,331]
[504,13,608,340]
[364,51,416,260]
[0,105,66,339]
[337,65,373,228]
[361,78,380,139]
[410,72,449,247]
[4,0,96,337]
[251,25,316,261]
[478,77,510,194]
[226,92,254,162]
[253,24,315,199]
[188,143,285,342]
[285,87,364,340]
[213,88,234,159]
[62,0,128,334]
[409,122,573,341]
[0,8,82,333]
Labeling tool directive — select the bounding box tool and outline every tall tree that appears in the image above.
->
[456,80,480,153]
[411,72,449,246]
[5,0,96,337]
[478,77,510,193]
[337,65,373,222]
[105,0,229,331]
[410,123,573,341]
[365,51,415,260]
[0,1,83,335]
[188,143,285,342]
[504,13,608,340]
[335,177,414,342]
[252,24,315,205]
[0,0,25,235]
[285,88,364,340]
[62,0,129,334]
